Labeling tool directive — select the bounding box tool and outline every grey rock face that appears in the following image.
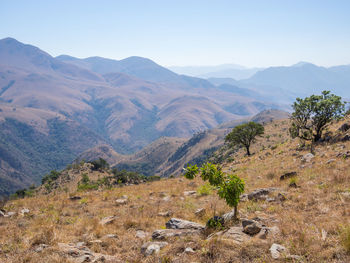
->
[165,218,205,230]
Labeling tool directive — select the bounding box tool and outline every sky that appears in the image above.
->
[1,0,350,68]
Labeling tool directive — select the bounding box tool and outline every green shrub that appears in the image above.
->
[184,162,244,220]
[197,183,214,196]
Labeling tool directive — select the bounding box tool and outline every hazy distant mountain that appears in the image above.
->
[0,37,282,195]
[169,64,263,80]
[244,62,350,98]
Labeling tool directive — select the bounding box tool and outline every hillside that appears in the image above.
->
[0,114,349,262]
[77,110,290,179]
[0,37,285,195]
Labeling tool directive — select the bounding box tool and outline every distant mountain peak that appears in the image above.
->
[291,61,315,67]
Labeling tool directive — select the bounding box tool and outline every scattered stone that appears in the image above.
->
[162,196,171,202]
[209,227,251,244]
[69,196,82,201]
[326,159,336,164]
[158,211,173,217]
[241,219,257,228]
[104,234,118,239]
[184,247,195,254]
[141,242,168,256]
[135,230,147,239]
[184,191,197,196]
[321,229,327,241]
[166,218,205,230]
[276,193,286,202]
[34,244,49,253]
[4,211,16,217]
[195,208,205,217]
[280,171,297,180]
[115,199,127,205]
[301,153,314,163]
[100,216,117,225]
[270,243,287,259]
[20,208,30,215]
[289,182,298,188]
[58,242,122,262]
[339,123,350,132]
[243,187,280,201]
[242,220,262,236]
[152,229,200,240]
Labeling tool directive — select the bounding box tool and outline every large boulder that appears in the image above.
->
[165,218,205,230]
[241,187,280,201]
[208,227,251,244]
[152,229,200,240]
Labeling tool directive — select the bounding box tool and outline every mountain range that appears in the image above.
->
[0,37,349,195]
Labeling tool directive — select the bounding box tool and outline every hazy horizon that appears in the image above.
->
[1,0,350,68]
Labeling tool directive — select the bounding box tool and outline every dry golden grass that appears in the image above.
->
[1,116,350,262]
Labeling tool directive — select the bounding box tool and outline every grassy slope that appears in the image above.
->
[0,116,349,262]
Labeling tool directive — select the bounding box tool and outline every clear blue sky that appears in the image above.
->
[1,0,350,67]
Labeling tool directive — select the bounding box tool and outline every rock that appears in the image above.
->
[242,221,262,236]
[246,188,280,201]
[326,159,336,164]
[69,196,82,201]
[4,211,16,217]
[141,242,168,256]
[321,229,327,241]
[289,182,298,188]
[222,210,236,223]
[276,193,286,202]
[106,235,118,240]
[115,199,127,205]
[184,191,197,196]
[256,226,280,239]
[0,210,4,217]
[184,247,195,254]
[209,227,251,244]
[195,208,205,216]
[100,216,117,225]
[339,123,350,132]
[58,242,122,262]
[270,243,287,259]
[301,153,314,163]
[162,196,171,202]
[241,219,257,228]
[152,229,200,240]
[158,211,173,217]
[34,244,49,252]
[135,230,147,239]
[280,171,297,180]
[166,218,205,230]
[20,208,30,215]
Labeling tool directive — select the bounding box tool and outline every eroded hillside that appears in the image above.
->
[0,115,349,262]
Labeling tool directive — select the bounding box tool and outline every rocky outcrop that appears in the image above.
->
[165,218,205,230]
[152,229,200,240]
[57,242,122,262]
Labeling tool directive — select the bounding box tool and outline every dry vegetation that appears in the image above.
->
[0,116,349,262]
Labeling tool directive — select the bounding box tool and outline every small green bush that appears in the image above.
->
[197,183,214,196]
